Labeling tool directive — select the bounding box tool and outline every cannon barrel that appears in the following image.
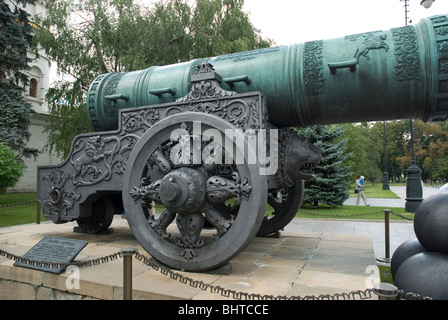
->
[87,15,448,132]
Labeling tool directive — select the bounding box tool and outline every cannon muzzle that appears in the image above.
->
[87,15,448,131]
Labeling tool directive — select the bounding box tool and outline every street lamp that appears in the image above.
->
[401,0,434,212]
[420,0,435,9]
[383,121,390,190]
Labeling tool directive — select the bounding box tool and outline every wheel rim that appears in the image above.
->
[76,197,114,234]
[257,181,304,237]
[215,181,305,237]
[123,112,267,272]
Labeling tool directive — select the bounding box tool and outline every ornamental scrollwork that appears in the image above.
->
[391,26,420,81]
[176,63,236,103]
[41,169,81,219]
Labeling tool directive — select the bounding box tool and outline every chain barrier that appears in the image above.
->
[132,251,377,300]
[0,248,122,270]
[390,211,414,221]
[0,199,37,208]
[0,248,435,300]
[298,209,414,221]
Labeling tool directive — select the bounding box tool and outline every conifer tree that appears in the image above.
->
[0,0,39,161]
[296,125,352,206]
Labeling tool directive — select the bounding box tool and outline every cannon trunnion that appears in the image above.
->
[38,16,448,272]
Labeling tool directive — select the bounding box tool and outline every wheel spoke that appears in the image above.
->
[148,209,175,239]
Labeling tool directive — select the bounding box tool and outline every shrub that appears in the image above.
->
[0,142,25,194]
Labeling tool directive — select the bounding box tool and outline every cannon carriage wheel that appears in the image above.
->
[215,181,304,237]
[123,112,267,272]
[260,181,304,237]
[76,197,115,234]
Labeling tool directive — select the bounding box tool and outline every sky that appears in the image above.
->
[242,0,448,45]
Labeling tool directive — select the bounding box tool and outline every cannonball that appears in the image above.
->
[391,239,427,278]
[414,193,448,254]
[394,252,448,300]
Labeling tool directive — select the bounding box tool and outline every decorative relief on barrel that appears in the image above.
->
[87,75,107,131]
[391,26,420,81]
[431,15,448,118]
[328,33,389,74]
[431,15,448,24]
[353,34,389,62]
[434,25,448,37]
[103,73,124,117]
[303,40,325,96]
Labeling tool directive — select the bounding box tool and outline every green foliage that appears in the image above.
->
[43,81,92,158]
[296,125,352,206]
[0,142,25,194]
[369,120,448,182]
[35,0,273,158]
[340,123,382,182]
[0,0,39,160]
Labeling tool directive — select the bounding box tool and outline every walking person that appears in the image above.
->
[356,175,370,206]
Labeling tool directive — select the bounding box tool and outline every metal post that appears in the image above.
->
[384,209,391,260]
[36,201,41,224]
[374,283,398,300]
[383,121,390,190]
[122,247,136,300]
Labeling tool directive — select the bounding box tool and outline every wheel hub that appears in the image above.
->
[159,167,206,214]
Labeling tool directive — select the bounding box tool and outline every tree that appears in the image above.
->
[0,0,39,160]
[370,120,409,182]
[0,143,25,194]
[340,123,382,182]
[296,125,352,206]
[401,120,448,182]
[367,120,448,183]
[35,0,273,158]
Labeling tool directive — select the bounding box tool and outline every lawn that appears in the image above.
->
[296,204,412,221]
[293,183,413,221]
[0,192,45,227]
[348,182,401,199]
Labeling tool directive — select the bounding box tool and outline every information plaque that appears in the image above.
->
[14,236,88,274]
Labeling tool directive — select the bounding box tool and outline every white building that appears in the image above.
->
[10,1,60,192]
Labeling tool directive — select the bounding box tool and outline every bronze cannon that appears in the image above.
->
[38,16,448,272]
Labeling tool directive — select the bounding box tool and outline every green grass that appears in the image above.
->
[378,265,394,284]
[0,192,47,227]
[349,182,400,199]
[295,204,413,221]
